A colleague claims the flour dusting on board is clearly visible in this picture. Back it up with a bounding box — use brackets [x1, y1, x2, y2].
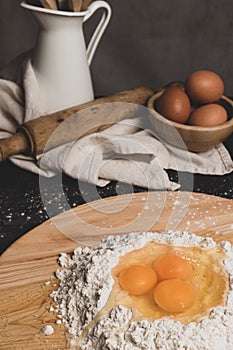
[51, 231, 233, 349]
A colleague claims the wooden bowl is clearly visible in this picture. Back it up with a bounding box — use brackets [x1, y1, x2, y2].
[147, 89, 233, 152]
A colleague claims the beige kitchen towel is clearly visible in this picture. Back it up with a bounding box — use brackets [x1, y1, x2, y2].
[0, 54, 233, 190]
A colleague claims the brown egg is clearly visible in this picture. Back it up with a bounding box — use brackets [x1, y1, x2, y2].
[185, 70, 224, 105]
[155, 87, 191, 123]
[188, 104, 228, 127]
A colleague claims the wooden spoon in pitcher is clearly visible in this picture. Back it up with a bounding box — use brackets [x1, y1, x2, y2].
[39, 0, 58, 10]
[81, 0, 92, 10]
[67, 0, 82, 11]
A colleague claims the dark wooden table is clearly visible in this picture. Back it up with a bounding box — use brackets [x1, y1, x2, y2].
[0, 136, 232, 255]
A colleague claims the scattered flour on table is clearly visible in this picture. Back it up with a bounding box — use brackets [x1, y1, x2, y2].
[51, 231, 233, 350]
[42, 324, 54, 335]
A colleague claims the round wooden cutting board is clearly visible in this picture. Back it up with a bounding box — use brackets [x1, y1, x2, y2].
[0, 191, 233, 350]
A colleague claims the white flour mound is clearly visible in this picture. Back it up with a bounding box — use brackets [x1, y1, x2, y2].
[51, 231, 233, 350]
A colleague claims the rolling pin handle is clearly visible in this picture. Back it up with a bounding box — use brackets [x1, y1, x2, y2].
[0, 146, 5, 163]
[0, 132, 30, 163]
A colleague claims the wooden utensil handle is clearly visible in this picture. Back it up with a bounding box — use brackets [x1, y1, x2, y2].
[81, 0, 92, 10]
[0, 132, 29, 163]
[39, 0, 58, 10]
[67, 0, 82, 11]
[0, 86, 154, 162]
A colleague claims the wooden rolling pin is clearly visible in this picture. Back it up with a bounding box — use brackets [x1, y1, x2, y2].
[0, 87, 154, 162]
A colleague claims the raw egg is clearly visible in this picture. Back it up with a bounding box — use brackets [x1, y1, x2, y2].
[109, 242, 228, 324]
[153, 254, 193, 281]
[153, 279, 196, 313]
[155, 87, 191, 123]
[118, 264, 158, 296]
[185, 70, 224, 105]
[188, 104, 228, 127]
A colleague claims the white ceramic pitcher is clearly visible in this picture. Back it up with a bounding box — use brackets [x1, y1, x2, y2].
[20, 1, 111, 112]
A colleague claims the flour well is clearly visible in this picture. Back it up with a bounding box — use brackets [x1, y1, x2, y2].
[51, 231, 233, 349]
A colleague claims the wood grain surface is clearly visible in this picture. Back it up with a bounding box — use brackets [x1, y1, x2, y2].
[0, 191, 233, 350]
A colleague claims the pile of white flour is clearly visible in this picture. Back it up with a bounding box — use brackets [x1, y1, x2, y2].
[51, 231, 233, 350]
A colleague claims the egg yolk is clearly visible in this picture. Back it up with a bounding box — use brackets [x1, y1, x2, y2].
[110, 243, 228, 324]
[154, 279, 196, 313]
[118, 265, 158, 296]
[153, 254, 193, 281]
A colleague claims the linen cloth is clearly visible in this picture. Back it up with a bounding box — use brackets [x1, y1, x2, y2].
[0, 54, 232, 190]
